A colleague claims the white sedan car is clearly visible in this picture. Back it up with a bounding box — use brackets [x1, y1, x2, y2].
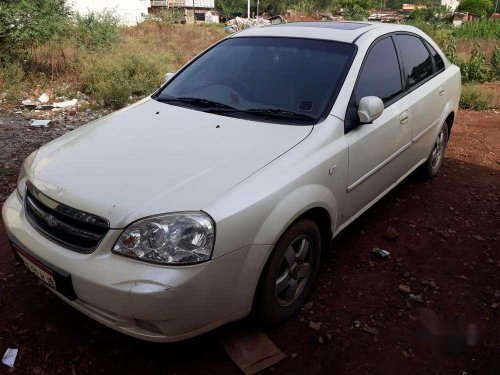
[2, 22, 460, 342]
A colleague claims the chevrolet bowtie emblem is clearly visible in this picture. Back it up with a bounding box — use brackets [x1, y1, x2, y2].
[45, 214, 57, 227]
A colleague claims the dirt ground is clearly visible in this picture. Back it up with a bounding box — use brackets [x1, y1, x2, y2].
[0, 109, 499, 375]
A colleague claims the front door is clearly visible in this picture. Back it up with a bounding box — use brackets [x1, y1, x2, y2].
[344, 35, 413, 220]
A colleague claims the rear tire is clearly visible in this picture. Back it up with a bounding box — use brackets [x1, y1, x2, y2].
[255, 219, 322, 325]
[422, 123, 449, 179]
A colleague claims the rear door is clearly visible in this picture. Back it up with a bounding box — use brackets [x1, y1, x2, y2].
[394, 34, 448, 163]
[344, 35, 414, 220]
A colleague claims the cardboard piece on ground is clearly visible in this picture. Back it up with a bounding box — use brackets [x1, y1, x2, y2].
[219, 328, 286, 375]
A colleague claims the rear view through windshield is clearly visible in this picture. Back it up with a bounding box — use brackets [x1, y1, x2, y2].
[155, 37, 355, 124]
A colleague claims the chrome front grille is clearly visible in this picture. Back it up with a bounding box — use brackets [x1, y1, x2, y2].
[24, 182, 109, 253]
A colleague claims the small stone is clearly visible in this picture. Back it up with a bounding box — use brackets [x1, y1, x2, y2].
[318, 337, 324, 344]
[303, 301, 313, 310]
[326, 333, 332, 340]
[409, 294, 424, 303]
[309, 321, 321, 331]
[399, 284, 411, 294]
[361, 326, 379, 335]
[472, 235, 484, 241]
[290, 353, 298, 358]
[32, 367, 42, 375]
[384, 226, 399, 240]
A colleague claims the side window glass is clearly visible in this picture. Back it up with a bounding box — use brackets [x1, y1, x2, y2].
[353, 37, 403, 105]
[425, 41, 445, 72]
[396, 35, 434, 87]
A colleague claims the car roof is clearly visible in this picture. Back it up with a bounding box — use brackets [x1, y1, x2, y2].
[231, 21, 422, 44]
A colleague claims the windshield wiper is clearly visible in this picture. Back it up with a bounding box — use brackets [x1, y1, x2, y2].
[208, 107, 316, 122]
[156, 96, 235, 110]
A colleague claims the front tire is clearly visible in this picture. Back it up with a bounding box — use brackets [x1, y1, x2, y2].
[255, 219, 322, 325]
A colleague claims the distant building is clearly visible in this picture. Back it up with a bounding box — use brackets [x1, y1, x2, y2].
[441, 0, 460, 12]
[453, 11, 474, 26]
[205, 10, 219, 23]
[68, 0, 150, 26]
[150, 0, 216, 23]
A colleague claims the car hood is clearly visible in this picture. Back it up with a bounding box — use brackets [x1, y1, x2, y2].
[28, 99, 312, 228]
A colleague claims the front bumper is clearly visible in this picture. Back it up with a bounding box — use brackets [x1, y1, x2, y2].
[2, 192, 272, 342]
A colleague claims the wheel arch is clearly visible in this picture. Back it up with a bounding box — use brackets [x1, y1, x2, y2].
[445, 111, 455, 135]
[252, 184, 337, 250]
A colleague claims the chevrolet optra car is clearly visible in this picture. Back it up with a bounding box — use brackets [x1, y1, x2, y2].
[2, 22, 460, 342]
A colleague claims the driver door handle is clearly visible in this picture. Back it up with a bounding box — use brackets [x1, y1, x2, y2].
[399, 110, 409, 125]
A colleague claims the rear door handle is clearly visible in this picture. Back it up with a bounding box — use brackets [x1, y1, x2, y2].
[439, 85, 445, 96]
[399, 110, 409, 125]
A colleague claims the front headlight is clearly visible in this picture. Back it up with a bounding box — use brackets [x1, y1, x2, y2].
[113, 212, 215, 265]
[17, 150, 37, 199]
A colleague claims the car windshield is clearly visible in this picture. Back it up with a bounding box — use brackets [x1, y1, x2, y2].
[154, 37, 355, 125]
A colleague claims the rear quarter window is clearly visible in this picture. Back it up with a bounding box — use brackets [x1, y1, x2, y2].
[395, 34, 434, 88]
[425, 41, 445, 72]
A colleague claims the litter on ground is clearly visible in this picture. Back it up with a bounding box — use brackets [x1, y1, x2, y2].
[371, 247, 391, 258]
[31, 119, 51, 127]
[2, 348, 18, 368]
[218, 328, 285, 374]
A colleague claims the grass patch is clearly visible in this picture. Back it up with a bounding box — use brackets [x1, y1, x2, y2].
[21, 21, 226, 109]
[453, 19, 500, 40]
[460, 84, 495, 110]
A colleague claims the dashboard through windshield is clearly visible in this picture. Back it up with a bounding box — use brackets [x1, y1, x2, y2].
[154, 37, 356, 124]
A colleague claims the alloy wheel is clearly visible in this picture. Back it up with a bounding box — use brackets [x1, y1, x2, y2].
[275, 235, 313, 306]
[430, 128, 446, 171]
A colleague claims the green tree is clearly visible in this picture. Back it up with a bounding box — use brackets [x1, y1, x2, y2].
[215, 0, 247, 19]
[0, 0, 70, 63]
[457, 0, 493, 18]
[341, 0, 375, 20]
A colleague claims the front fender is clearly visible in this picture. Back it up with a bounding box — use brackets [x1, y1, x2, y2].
[253, 184, 337, 245]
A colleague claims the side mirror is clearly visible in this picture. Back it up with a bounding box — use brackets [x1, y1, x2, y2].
[358, 96, 384, 123]
[162, 72, 175, 84]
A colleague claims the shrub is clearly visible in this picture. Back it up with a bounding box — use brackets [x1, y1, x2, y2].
[491, 46, 500, 81]
[156, 9, 184, 24]
[74, 11, 120, 49]
[0, 62, 25, 102]
[457, 0, 493, 18]
[460, 43, 489, 83]
[452, 19, 500, 39]
[81, 49, 171, 109]
[460, 84, 494, 110]
[442, 37, 458, 65]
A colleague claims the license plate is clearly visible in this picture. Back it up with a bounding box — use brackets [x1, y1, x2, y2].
[14, 246, 57, 289]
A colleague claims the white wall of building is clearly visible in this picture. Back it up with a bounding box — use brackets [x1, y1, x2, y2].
[68, 0, 150, 26]
[441, 0, 460, 12]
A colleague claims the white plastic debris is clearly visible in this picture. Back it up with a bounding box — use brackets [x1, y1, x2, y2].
[2, 348, 18, 368]
[226, 17, 270, 31]
[22, 99, 34, 106]
[371, 247, 391, 258]
[38, 93, 50, 104]
[53, 98, 77, 108]
[31, 119, 51, 127]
